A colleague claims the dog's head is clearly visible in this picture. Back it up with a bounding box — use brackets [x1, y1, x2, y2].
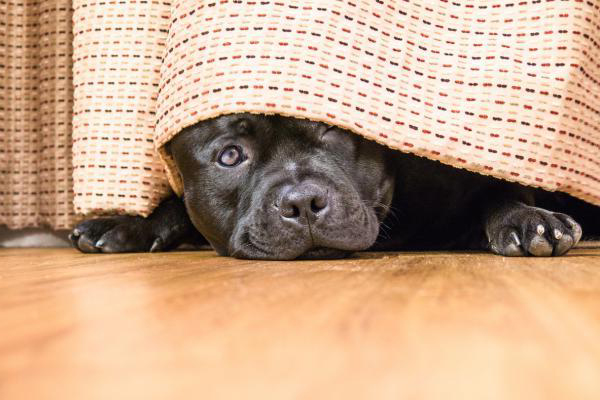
[167, 113, 396, 259]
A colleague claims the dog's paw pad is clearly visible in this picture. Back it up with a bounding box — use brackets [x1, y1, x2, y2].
[488, 207, 582, 257]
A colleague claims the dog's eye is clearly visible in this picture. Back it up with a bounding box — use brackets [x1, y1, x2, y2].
[217, 145, 244, 167]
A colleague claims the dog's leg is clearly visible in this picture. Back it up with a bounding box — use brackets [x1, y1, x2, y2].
[70, 196, 205, 253]
[483, 188, 583, 256]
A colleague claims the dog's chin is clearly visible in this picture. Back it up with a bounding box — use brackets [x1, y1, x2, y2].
[228, 243, 352, 260]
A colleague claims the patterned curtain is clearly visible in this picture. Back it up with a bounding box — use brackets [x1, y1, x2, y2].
[0, 0, 74, 229]
[1, 0, 172, 229]
[1, 0, 599, 230]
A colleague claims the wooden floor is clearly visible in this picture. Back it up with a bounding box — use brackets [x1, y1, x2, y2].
[2, 248, 600, 399]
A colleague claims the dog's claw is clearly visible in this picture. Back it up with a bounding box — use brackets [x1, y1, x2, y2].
[553, 229, 563, 240]
[150, 238, 163, 252]
[536, 224, 545, 236]
[510, 231, 521, 246]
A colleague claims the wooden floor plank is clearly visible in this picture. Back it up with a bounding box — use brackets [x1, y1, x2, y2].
[1, 248, 600, 399]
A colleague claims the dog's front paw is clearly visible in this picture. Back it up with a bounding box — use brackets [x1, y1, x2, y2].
[70, 216, 164, 253]
[486, 205, 582, 257]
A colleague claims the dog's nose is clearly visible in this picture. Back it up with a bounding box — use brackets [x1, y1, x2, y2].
[279, 183, 329, 222]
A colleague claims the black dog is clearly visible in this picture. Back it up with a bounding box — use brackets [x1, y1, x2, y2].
[70, 114, 599, 259]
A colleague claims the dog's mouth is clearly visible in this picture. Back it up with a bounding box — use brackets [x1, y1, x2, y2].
[232, 234, 352, 260]
[230, 227, 355, 260]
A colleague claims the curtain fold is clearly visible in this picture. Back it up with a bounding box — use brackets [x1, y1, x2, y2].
[0, 0, 74, 229]
[71, 0, 172, 218]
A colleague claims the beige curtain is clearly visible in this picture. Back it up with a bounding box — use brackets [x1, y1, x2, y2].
[1, 0, 172, 229]
[0, 0, 74, 229]
[155, 0, 600, 207]
[70, 0, 172, 218]
[1, 0, 599, 231]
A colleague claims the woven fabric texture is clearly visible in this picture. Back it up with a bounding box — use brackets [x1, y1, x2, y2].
[0, 0, 75, 229]
[2, 0, 599, 228]
[71, 0, 172, 217]
[155, 0, 600, 206]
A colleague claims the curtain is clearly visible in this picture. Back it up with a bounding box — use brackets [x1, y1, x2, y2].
[1, 0, 172, 229]
[155, 0, 600, 207]
[0, 0, 74, 229]
[71, 0, 172, 218]
[1, 0, 599, 231]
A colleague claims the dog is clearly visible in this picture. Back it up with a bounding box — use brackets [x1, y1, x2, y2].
[70, 113, 599, 259]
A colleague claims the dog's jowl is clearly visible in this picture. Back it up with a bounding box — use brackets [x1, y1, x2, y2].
[71, 114, 599, 259]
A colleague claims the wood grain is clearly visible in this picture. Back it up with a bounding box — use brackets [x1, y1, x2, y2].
[1, 248, 600, 399]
